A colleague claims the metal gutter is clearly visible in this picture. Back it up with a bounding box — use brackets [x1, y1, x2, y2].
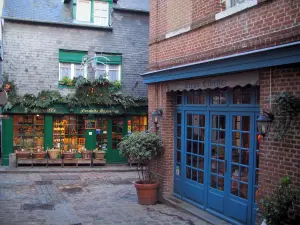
[113, 7, 149, 14]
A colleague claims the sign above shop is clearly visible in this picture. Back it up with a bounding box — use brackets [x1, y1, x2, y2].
[0, 114, 10, 119]
[167, 72, 259, 92]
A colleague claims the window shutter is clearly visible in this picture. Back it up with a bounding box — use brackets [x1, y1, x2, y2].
[76, 0, 91, 22]
[94, 1, 109, 26]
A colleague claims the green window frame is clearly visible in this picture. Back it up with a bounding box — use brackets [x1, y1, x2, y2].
[58, 50, 88, 81]
[73, 0, 113, 26]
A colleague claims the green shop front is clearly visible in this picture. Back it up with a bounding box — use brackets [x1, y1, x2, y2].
[1, 104, 148, 166]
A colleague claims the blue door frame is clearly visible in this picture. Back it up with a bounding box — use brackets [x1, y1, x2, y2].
[174, 88, 260, 225]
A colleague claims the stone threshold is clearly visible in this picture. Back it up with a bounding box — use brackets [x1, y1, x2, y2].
[164, 196, 230, 225]
[0, 165, 137, 173]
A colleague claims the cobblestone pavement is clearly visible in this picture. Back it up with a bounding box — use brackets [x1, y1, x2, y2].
[0, 172, 211, 225]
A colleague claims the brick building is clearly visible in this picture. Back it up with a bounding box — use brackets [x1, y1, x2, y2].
[142, 0, 300, 224]
[1, 0, 149, 165]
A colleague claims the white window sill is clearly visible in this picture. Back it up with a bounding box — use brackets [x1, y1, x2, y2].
[73, 20, 110, 28]
[216, 0, 258, 20]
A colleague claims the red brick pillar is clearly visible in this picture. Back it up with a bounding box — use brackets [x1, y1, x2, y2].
[148, 83, 175, 200]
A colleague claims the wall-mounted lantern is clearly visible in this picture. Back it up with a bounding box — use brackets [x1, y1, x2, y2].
[151, 109, 163, 134]
[256, 111, 274, 138]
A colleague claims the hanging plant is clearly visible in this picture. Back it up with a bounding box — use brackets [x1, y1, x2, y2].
[271, 92, 300, 140]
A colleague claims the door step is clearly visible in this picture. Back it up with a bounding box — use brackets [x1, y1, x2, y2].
[164, 196, 230, 225]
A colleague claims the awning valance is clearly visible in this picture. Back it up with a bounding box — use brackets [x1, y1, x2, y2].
[167, 71, 259, 92]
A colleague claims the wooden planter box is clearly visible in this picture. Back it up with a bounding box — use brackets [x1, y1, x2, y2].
[32, 152, 47, 159]
[62, 152, 75, 159]
[94, 151, 105, 160]
[16, 151, 31, 159]
[82, 151, 92, 160]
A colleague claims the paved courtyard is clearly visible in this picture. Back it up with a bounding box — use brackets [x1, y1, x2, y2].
[0, 171, 210, 225]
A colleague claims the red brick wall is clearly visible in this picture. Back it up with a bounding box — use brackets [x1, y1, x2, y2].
[258, 64, 300, 197]
[149, 0, 300, 70]
[148, 83, 175, 198]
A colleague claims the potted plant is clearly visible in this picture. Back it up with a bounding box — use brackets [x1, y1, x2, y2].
[261, 176, 300, 225]
[118, 132, 164, 205]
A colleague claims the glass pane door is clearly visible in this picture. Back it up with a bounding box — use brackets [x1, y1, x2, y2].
[96, 118, 108, 150]
[210, 114, 226, 192]
[230, 115, 251, 199]
[183, 112, 207, 205]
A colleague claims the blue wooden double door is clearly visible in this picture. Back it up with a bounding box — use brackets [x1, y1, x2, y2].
[174, 110, 258, 225]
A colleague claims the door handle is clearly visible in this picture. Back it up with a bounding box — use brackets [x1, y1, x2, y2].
[225, 159, 228, 173]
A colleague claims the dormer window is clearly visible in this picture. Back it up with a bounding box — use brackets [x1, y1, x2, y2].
[75, 0, 110, 26]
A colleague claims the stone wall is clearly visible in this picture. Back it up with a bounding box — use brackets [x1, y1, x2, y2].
[3, 10, 149, 97]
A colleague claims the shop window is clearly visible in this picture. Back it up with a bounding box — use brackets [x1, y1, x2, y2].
[187, 90, 206, 104]
[131, 116, 148, 132]
[53, 115, 85, 152]
[212, 89, 227, 104]
[233, 87, 252, 104]
[176, 91, 183, 105]
[13, 115, 44, 151]
[112, 119, 123, 149]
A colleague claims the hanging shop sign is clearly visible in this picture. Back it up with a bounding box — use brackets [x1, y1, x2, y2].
[167, 71, 259, 92]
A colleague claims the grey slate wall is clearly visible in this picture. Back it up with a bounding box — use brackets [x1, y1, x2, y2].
[2, 10, 149, 97]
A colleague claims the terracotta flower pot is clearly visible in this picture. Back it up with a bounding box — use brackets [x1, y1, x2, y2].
[63, 152, 75, 159]
[16, 151, 31, 159]
[134, 181, 159, 205]
[32, 152, 47, 159]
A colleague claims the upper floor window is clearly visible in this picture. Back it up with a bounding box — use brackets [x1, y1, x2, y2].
[58, 50, 88, 81]
[228, 0, 246, 8]
[94, 54, 122, 82]
[76, 0, 110, 26]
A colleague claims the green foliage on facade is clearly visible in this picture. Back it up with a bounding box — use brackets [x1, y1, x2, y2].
[1, 74, 147, 112]
[271, 92, 300, 140]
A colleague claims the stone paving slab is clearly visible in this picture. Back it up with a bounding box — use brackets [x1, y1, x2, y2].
[0, 172, 212, 225]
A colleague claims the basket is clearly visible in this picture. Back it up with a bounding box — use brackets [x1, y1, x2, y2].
[48, 150, 61, 159]
[82, 151, 92, 160]
[32, 152, 47, 159]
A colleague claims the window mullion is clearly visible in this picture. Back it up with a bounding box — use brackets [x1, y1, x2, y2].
[71, 64, 75, 79]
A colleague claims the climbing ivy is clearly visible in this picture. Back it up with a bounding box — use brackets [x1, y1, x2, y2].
[1, 74, 147, 113]
[271, 91, 300, 140]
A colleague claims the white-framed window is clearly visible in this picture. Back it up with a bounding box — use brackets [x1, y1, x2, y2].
[94, 1, 109, 26]
[76, 0, 91, 22]
[59, 63, 87, 81]
[217, 0, 257, 20]
[76, 0, 109, 26]
[226, 0, 246, 8]
[95, 64, 121, 82]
